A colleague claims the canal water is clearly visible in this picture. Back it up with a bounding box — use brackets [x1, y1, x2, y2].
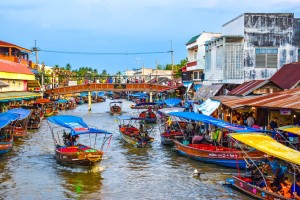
[0, 100, 252, 200]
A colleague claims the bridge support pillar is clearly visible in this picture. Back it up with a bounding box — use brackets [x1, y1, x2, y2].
[149, 92, 153, 102]
[88, 91, 92, 111]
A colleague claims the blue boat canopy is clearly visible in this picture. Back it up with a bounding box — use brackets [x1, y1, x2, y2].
[0, 113, 19, 128]
[56, 99, 68, 103]
[135, 102, 157, 106]
[117, 116, 157, 122]
[47, 115, 112, 136]
[164, 98, 181, 107]
[98, 92, 106, 96]
[80, 92, 88, 97]
[7, 108, 31, 120]
[168, 112, 261, 133]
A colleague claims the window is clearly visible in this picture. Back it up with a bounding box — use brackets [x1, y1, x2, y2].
[298, 49, 300, 62]
[193, 71, 202, 80]
[193, 50, 198, 61]
[255, 48, 278, 68]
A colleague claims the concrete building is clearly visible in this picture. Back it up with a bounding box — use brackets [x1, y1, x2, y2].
[183, 32, 221, 89]
[132, 68, 173, 81]
[204, 13, 300, 85]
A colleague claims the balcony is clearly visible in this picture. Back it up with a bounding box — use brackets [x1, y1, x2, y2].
[0, 54, 29, 66]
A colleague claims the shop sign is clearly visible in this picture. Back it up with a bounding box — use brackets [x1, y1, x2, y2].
[114, 84, 126, 89]
[280, 109, 291, 115]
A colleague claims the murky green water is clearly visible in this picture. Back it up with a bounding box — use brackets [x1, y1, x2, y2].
[0, 100, 252, 200]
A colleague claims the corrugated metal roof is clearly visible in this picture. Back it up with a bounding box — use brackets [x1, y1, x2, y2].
[195, 84, 223, 100]
[270, 62, 300, 90]
[0, 59, 34, 75]
[228, 80, 268, 96]
[217, 88, 300, 110]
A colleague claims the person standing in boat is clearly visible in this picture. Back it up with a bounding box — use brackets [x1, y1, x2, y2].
[262, 156, 285, 190]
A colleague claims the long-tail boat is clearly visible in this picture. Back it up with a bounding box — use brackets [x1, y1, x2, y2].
[109, 101, 122, 115]
[21, 105, 42, 129]
[7, 108, 31, 138]
[225, 133, 300, 200]
[168, 112, 266, 169]
[36, 98, 54, 117]
[157, 107, 186, 145]
[0, 113, 19, 155]
[47, 115, 112, 166]
[117, 116, 155, 148]
[56, 99, 68, 111]
[138, 106, 157, 123]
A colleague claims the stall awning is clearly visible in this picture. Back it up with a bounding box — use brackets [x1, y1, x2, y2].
[0, 91, 41, 101]
[27, 80, 41, 88]
[195, 84, 223, 100]
[195, 98, 220, 115]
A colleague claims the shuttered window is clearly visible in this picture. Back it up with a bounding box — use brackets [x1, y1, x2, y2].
[255, 48, 278, 68]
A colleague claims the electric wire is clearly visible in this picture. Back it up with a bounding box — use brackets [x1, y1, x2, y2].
[40, 49, 172, 55]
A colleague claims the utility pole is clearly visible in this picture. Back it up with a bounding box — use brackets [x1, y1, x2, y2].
[32, 40, 39, 69]
[170, 40, 174, 80]
[41, 62, 45, 98]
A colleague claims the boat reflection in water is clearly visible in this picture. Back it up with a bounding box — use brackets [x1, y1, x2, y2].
[58, 166, 104, 199]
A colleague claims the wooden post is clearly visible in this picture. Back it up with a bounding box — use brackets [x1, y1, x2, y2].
[149, 92, 153, 102]
[88, 91, 92, 111]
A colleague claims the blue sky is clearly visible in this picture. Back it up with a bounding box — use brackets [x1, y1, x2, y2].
[1, 0, 299, 74]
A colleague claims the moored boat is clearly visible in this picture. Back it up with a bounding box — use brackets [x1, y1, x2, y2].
[138, 107, 157, 123]
[7, 108, 31, 138]
[168, 112, 266, 169]
[225, 132, 300, 199]
[0, 113, 19, 155]
[21, 105, 42, 129]
[47, 115, 112, 166]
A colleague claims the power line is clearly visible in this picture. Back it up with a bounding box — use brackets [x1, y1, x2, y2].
[40, 49, 172, 55]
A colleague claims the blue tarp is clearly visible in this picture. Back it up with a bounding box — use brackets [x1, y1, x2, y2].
[47, 115, 112, 136]
[135, 102, 157, 106]
[0, 113, 19, 128]
[98, 92, 106, 96]
[56, 99, 68, 103]
[168, 112, 261, 133]
[117, 116, 157, 122]
[107, 92, 113, 95]
[80, 92, 88, 97]
[164, 98, 181, 107]
[7, 108, 31, 120]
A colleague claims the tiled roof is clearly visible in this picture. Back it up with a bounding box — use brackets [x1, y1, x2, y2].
[0, 59, 34, 75]
[228, 80, 268, 96]
[270, 62, 300, 90]
[186, 34, 200, 45]
[0, 40, 31, 52]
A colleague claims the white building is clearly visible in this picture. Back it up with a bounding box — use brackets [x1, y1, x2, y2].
[204, 13, 300, 85]
[183, 32, 221, 89]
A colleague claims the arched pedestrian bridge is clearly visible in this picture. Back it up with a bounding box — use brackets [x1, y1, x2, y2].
[45, 83, 175, 95]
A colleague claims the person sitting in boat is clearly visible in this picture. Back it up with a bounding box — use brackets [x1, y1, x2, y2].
[262, 156, 285, 191]
[192, 134, 205, 144]
[166, 126, 171, 134]
[278, 177, 292, 198]
[72, 135, 80, 146]
[113, 104, 119, 112]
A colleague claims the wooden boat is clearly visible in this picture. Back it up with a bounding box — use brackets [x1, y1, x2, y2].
[47, 115, 112, 166]
[225, 132, 300, 199]
[0, 113, 19, 155]
[21, 105, 42, 129]
[117, 116, 155, 148]
[138, 107, 157, 123]
[7, 108, 31, 138]
[169, 112, 265, 169]
[158, 107, 186, 145]
[56, 99, 68, 111]
[130, 102, 161, 110]
[109, 101, 122, 115]
[75, 97, 84, 105]
[36, 98, 54, 117]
